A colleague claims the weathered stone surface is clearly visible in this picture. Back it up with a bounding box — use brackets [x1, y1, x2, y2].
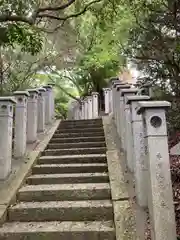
[50, 136, 105, 143]
[102, 116, 129, 200]
[43, 147, 106, 156]
[113, 201, 136, 240]
[27, 172, 109, 185]
[38, 154, 107, 164]
[56, 127, 104, 134]
[102, 116, 117, 150]
[0, 206, 7, 225]
[0, 221, 115, 240]
[170, 142, 180, 155]
[8, 200, 113, 221]
[107, 150, 129, 201]
[53, 132, 104, 138]
[18, 183, 111, 201]
[102, 115, 137, 239]
[58, 123, 103, 129]
[32, 163, 108, 174]
[47, 141, 106, 149]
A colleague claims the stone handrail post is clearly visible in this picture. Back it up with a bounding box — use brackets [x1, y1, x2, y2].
[70, 100, 77, 120]
[43, 85, 52, 125]
[126, 95, 150, 208]
[48, 83, 55, 120]
[13, 91, 30, 158]
[92, 92, 99, 119]
[137, 101, 176, 240]
[115, 84, 130, 139]
[0, 97, 16, 179]
[112, 81, 121, 122]
[26, 89, 39, 143]
[87, 96, 93, 119]
[109, 89, 113, 113]
[84, 98, 88, 120]
[81, 100, 85, 120]
[37, 88, 46, 133]
[112, 80, 121, 116]
[120, 88, 138, 170]
[103, 88, 111, 115]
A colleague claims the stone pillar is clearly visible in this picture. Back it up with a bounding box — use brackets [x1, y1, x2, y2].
[84, 98, 88, 119]
[37, 88, 46, 133]
[48, 83, 55, 120]
[120, 88, 138, 151]
[103, 88, 111, 115]
[71, 101, 76, 120]
[81, 101, 85, 119]
[137, 101, 176, 240]
[87, 96, 93, 119]
[113, 84, 130, 138]
[126, 95, 150, 208]
[26, 89, 38, 143]
[109, 89, 113, 113]
[43, 85, 52, 125]
[67, 100, 74, 120]
[92, 92, 99, 119]
[75, 102, 80, 120]
[13, 91, 29, 158]
[0, 97, 16, 179]
[112, 81, 121, 120]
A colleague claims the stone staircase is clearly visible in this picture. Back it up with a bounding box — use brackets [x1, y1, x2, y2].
[0, 119, 115, 240]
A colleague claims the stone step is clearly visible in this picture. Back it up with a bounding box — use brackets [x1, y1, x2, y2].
[8, 200, 113, 222]
[47, 142, 106, 149]
[17, 183, 111, 201]
[50, 136, 105, 143]
[38, 154, 107, 164]
[32, 163, 108, 174]
[27, 172, 109, 185]
[61, 119, 102, 124]
[42, 147, 106, 156]
[56, 128, 104, 134]
[53, 132, 104, 138]
[58, 123, 103, 129]
[0, 221, 115, 240]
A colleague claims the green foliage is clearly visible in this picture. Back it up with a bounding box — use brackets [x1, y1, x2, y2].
[6, 24, 43, 55]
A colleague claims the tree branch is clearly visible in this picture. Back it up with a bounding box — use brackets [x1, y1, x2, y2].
[0, 15, 33, 24]
[37, 0, 76, 13]
[37, 0, 102, 22]
[0, 0, 102, 27]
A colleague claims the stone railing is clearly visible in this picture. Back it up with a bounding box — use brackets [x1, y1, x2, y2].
[0, 85, 55, 180]
[67, 92, 99, 120]
[105, 80, 176, 240]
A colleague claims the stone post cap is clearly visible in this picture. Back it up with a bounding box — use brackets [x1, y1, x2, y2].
[43, 85, 52, 89]
[0, 96, 16, 104]
[47, 83, 55, 86]
[116, 84, 131, 91]
[137, 101, 171, 114]
[38, 87, 46, 92]
[120, 88, 138, 96]
[92, 92, 99, 95]
[103, 88, 111, 91]
[26, 89, 39, 94]
[113, 81, 126, 88]
[13, 91, 30, 97]
[87, 96, 92, 100]
[141, 82, 152, 88]
[126, 95, 150, 104]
